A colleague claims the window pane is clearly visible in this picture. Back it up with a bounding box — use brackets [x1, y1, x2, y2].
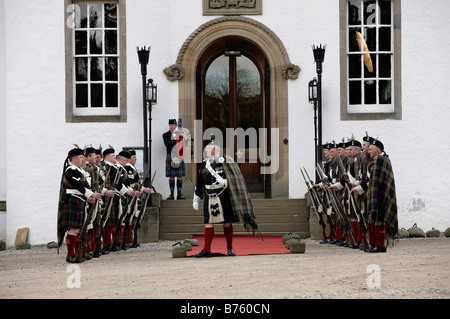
[91, 84, 103, 107]
[349, 28, 361, 52]
[379, 80, 392, 104]
[75, 3, 87, 29]
[236, 56, 261, 135]
[364, 27, 376, 51]
[105, 30, 117, 54]
[75, 57, 88, 81]
[104, 4, 117, 28]
[364, 80, 376, 104]
[89, 30, 102, 54]
[205, 55, 230, 133]
[75, 31, 87, 55]
[379, 54, 391, 77]
[348, 1, 362, 25]
[364, 53, 376, 77]
[106, 84, 118, 107]
[379, 27, 391, 51]
[364, 0, 377, 25]
[105, 57, 118, 81]
[89, 3, 102, 28]
[379, 0, 392, 25]
[348, 54, 361, 78]
[349, 81, 361, 105]
[76, 84, 88, 108]
[91, 57, 103, 81]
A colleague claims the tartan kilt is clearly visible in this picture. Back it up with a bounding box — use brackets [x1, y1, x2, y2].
[165, 155, 185, 177]
[202, 188, 239, 224]
[59, 195, 86, 229]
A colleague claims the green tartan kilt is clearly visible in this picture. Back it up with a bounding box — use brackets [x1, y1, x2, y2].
[59, 195, 86, 229]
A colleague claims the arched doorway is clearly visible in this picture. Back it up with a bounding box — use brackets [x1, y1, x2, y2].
[166, 16, 300, 198]
[197, 38, 269, 193]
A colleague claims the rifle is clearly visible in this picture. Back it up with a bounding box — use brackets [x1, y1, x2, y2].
[336, 157, 370, 250]
[131, 170, 156, 248]
[301, 168, 327, 241]
[73, 167, 106, 263]
[315, 163, 356, 246]
[304, 167, 336, 241]
[93, 165, 122, 257]
[119, 184, 140, 250]
[110, 168, 136, 252]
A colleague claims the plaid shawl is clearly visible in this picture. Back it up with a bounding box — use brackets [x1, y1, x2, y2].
[367, 155, 398, 239]
[222, 156, 261, 238]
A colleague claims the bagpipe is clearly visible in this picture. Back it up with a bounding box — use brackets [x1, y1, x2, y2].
[170, 118, 190, 168]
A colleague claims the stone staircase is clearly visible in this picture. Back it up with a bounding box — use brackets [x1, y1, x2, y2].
[159, 195, 309, 240]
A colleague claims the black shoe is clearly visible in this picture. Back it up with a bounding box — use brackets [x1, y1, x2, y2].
[227, 248, 236, 256]
[177, 194, 186, 200]
[66, 256, 76, 263]
[193, 249, 212, 258]
[167, 195, 175, 200]
[367, 245, 387, 253]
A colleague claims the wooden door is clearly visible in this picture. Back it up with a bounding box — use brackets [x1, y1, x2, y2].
[203, 53, 264, 192]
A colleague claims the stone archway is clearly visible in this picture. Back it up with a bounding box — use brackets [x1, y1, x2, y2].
[164, 16, 300, 198]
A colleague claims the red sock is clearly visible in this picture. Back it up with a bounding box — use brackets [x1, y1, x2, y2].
[126, 228, 132, 244]
[368, 223, 375, 246]
[223, 225, 234, 249]
[377, 225, 386, 248]
[203, 227, 214, 252]
[352, 221, 362, 243]
[66, 235, 75, 258]
[102, 226, 112, 247]
[73, 234, 80, 256]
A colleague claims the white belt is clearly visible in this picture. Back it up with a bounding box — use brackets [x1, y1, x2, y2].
[205, 184, 225, 190]
[66, 189, 83, 195]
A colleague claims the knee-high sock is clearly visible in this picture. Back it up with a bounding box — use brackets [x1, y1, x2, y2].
[352, 221, 362, 243]
[368, 222, 375, 246]
[203, 227, 214, 252]
[66, 235, 76, 258]
[177, 179, 183, 195]
[169, 179, 175, 195]
[223, 224, 233, 249]
[102, 225, 112, 247]
[377, 225, 386, 248]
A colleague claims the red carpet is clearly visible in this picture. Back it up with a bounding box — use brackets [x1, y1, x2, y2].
[186, 234, 291, 257]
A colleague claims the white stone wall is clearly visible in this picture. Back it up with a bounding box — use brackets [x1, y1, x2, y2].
[2, 0, 449, 246]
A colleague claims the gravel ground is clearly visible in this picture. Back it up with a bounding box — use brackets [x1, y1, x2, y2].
[0, 236, 449, 304]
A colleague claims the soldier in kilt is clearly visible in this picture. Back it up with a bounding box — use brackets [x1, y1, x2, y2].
[365, 139, 398, 253]
[351, 134, 375, 250]
[124, 150, 152, 247]
[162, 119, 186, 200]
[101, 148, 135, 251]
[57, 148, 102, 263]
[192, 140, 260, 257]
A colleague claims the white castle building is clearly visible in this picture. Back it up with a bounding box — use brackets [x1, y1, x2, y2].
[1, 0, 449, 246]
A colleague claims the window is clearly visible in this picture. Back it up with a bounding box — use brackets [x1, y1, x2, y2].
[65, 1, 126, 122]
[340, 0, 401, 120]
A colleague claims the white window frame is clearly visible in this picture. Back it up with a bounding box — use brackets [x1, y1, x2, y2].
[65, 0, 126, 123]
[346, 0, 394, 114]
[72, 2, 120, 116]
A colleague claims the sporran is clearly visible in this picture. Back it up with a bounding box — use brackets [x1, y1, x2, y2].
[208, 193, 225, 224]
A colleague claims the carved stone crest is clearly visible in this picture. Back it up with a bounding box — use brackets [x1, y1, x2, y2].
[164, 64, 185, 81]
[203, 0, 262, 15]
[281, 63, 301, 80]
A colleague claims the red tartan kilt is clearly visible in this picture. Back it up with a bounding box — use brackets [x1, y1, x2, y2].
[60, 196, 85, 229]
